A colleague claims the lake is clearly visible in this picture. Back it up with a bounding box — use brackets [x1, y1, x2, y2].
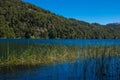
[0, 39, 120, 80]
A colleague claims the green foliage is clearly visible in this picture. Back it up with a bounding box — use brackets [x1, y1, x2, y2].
[0, 0, 120, 38]
[0, 16, 15, 38]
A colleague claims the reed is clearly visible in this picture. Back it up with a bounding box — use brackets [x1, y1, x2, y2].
[0, 43, 120, 67]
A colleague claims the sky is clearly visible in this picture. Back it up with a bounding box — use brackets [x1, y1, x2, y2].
[23, 0, 120, 24]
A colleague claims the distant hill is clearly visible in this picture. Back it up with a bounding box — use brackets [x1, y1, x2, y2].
[107, 23, 120, 27]
[106, 23, 120, 32]
[0, 0, 120, 38]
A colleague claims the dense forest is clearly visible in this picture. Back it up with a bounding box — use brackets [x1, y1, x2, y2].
[0, 0, 120, 39]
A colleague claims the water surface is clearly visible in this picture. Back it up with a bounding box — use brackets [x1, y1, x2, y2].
[0, 39, 120, 80]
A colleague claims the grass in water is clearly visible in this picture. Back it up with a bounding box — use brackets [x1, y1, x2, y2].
[0, 43, 120, 67]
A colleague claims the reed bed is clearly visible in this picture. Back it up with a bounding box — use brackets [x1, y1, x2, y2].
[0, 42, 120, 67]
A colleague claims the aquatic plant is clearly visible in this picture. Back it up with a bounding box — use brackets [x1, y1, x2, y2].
[0, 42, 120, 67]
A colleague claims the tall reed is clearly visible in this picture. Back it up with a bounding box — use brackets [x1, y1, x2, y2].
[0, 42, 120, 67]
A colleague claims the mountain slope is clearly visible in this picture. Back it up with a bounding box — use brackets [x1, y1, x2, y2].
[106, 23, 120, 31]
[0, 0, 120, 38]
[107, 23, 120, 27]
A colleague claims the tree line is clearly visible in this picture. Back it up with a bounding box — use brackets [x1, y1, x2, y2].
[0, 0, 120, 39]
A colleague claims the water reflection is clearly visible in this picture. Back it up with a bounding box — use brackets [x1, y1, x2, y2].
[0, 39, 120, 80]
[0, 57, 120, 80]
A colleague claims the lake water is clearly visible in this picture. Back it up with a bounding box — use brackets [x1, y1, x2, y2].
[0, 39, 120, 46]
[0, 39, 120, 80]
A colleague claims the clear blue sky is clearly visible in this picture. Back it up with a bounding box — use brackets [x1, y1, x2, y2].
[23, 0, 120, 24]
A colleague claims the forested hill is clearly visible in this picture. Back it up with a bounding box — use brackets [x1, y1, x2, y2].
[0, 0, 120, 39]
